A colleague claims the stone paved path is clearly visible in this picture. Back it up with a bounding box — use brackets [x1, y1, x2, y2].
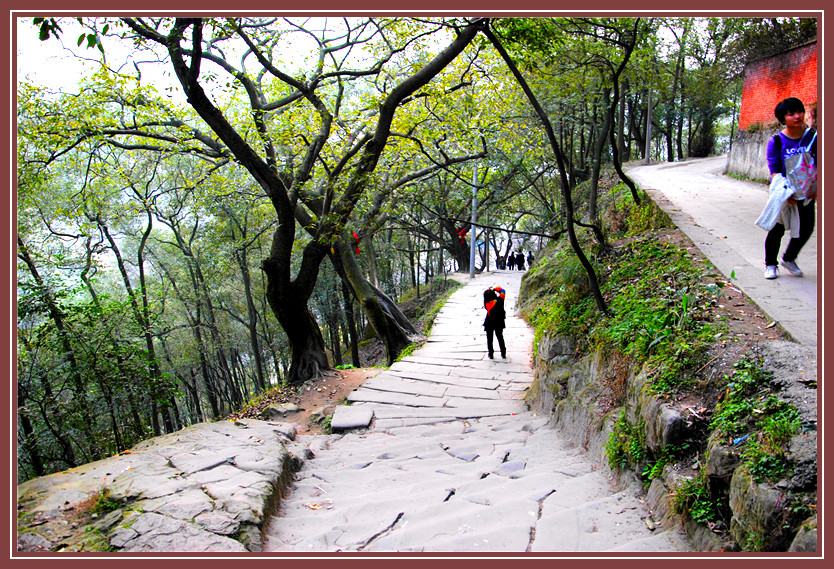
[263, 271, 690, 552]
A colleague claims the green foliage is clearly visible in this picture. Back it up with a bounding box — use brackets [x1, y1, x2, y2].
[642, 442, 691, 481]
[321, 413, 334, 435]
[709, 359, 769, 434]
[745, 445, 792, 483]
[90, 490, 121, 515]
[605, 411, 645, 471]
[394, 343, 418, 363]
[605, 188, 673, 239]
[522, 184, 717, 395]
[711, 358, 802, 483]
[33, 17, 63, 41]
[673, 475, 719, 524]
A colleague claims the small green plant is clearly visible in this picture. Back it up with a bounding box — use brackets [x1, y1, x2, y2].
[745, 530, 767, 552]
[710, 359, 771, 435]
[605, 411, 645, 471]
[642, 442, 691, 481]
[672, 475, 719, 524]
[711, 358, 802, 482]
[321, 413, 334, 435]
[89, 489, 121, 515]
[746, 446, 792, 482]
[394, 343, 417, 363]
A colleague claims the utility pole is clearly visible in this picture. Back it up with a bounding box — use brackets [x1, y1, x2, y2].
[469, 163, 477, 279]
[485, 209, 490, 273]
[645, 88, 652, 163]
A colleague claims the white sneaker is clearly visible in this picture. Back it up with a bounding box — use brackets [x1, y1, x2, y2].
[781, 259, 803, 276]
[764, 265, 778, 279]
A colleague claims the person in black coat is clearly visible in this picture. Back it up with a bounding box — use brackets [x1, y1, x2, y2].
[483, 286, 507, 359]
[515, 251, 525, 270]
[507, 252, 515, 270]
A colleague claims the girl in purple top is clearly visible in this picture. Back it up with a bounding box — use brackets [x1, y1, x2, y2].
[763, 97, 817, 279]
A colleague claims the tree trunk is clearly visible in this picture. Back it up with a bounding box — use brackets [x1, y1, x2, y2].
[364, 236, 379, 288]
[261, 232, 330, 385]
[81, 242, 151, 439]
[17, 390, 45, 478]
[154, 238, 222, 419]
[332, 240, 418, 365]
[17, 236, 98, 460]
[160, 336, 204, 423]
[483, 22, 610, 316]
[589, 88, 613, 221]
[236, 248, 267, 393]
[97, 219, 172, 435]
[341, 279, 361, 367]
[618, 79, 628, 161]
[606, 38, 641, 205]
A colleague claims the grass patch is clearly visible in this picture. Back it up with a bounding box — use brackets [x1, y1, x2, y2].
[673, 474, 721, 525]
[522, 230, 718, 394]
[711, 358, 803, 483]
[399, 276, 463, 335]
[604, 411, 645, 471]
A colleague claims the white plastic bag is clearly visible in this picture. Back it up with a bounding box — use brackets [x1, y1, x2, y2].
[785, 131, 817, 200]
[756, 174, 793, 231]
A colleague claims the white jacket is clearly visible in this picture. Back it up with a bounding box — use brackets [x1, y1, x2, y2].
[755, 173, 801, 237]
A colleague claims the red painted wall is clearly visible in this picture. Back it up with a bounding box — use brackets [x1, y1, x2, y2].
[738, 42, 817, 131]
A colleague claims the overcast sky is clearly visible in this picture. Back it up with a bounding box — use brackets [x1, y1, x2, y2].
[17, 17, 99, 92]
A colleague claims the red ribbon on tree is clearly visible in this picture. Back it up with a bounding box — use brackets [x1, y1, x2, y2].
[352, 230, 361, 255]
[457, 226, 468, 245]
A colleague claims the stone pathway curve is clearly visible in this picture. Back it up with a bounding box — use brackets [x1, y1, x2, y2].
[263, 271, 691, 553]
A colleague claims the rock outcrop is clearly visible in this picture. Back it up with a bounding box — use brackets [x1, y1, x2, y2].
[17, 419, 302, 552]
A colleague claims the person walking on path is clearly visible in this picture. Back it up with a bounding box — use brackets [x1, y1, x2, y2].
[527, 251, 535, 267]
[761, 97, 817, 280]
[507, 251, 515, 271]
[483, 286, 507, 359]
[515, 251, 525, 271]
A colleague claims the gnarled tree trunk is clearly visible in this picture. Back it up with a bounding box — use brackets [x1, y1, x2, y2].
[332, 240, 418, 365]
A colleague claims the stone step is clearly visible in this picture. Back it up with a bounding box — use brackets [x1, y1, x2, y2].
[346, 389, 447, 408]
[262, 272, 689, 553]
[385, 369, 501, 390]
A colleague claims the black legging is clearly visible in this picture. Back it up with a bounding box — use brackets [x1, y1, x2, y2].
[486, 327, 506, 356]
[765, 199, 816, 266]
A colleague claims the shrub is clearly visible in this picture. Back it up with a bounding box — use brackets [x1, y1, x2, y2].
[605, 411, 645, 471]
[673, 475, 719, 524]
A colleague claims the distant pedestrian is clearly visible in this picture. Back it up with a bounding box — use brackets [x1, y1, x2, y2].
[527, 251, 534, 267]
[483, 286, 507, 359]
[759, 97, 817, 280]
[515, 251, 525, 270]
[507, 252, 515, 271]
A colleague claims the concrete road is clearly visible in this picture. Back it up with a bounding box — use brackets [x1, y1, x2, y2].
[628, 156, 819, 348]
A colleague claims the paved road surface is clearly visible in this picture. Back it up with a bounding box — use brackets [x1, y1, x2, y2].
[263, 271, 689, 553]
[628, 156, 819, 348]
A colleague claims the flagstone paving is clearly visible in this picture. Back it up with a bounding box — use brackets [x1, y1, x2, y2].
[263, 270, 690, 552]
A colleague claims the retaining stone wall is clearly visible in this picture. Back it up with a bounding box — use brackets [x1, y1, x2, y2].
[724, 128, 779, 182]
[528, 334, 815, 552]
